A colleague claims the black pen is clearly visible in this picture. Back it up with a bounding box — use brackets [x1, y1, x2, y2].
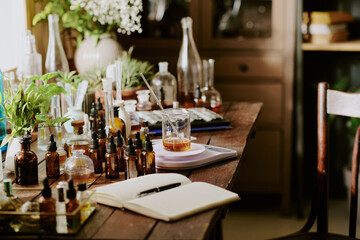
[137, 182, 182, 198]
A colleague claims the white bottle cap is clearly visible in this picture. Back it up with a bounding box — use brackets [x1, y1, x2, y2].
[106, 64, 116, 82]
[102, 78, 113, 92]
[159, 62, 168, 73]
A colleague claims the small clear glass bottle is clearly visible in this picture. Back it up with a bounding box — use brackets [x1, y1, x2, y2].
[46, 134, 60, 179]
[201, 59, 222, 112]
[56, 186, 67, 233]
[177, 17, 202, 108]
[67, 120, 90, 157]
[136, 90, 152, 111]
[124, 100, 140, 135]
[115, 130, 126, 173]
[134, 132, 144, 176]
[89, 102, 99, 133]
[64, 150, 95, 185]
[45, 14, 69, 73]
[151, 62, 177, 108]
[125, 138, 138, 179]
[39, 178, 56, 231]
[89, 131, 102, 174]
[143, 134, 155, 175]
[15, 135, 38, 185]
[77, 183, 91, 224]
[22, 31, 42, 80]
[105, 136, 119, 179]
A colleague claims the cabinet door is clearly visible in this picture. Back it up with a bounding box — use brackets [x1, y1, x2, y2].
[200, 0, 284, 50]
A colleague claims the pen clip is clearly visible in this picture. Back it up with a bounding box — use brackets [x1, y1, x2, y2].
[137, 182, 181, 198]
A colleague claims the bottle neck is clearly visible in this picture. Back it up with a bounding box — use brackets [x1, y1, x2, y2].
[21, 142, 31, 151]
[48, 18, 61, 46]
[74, 126, 84, 135]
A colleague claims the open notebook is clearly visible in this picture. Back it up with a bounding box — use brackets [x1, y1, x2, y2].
[94, 173, 240, 222]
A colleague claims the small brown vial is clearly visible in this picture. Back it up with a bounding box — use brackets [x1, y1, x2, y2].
[125, 138, 138, 179]
[66, 180, 80, 229]
[98, 121, 108, 171]
[115, 130, 126, 173]
[134, 132, 144, 176]
[105, 136, 120, 179]
[96, 97, 105, 122]
[14, 135, 38, 185]
[89, 131, 102, 174]
[45, 134, 60, 179]
[143, 134, 155, 174]
[39, 178, 56, 231]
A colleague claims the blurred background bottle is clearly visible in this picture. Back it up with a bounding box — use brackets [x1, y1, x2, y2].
[201, 59, 222, 112]
[0, 70, 7, 151]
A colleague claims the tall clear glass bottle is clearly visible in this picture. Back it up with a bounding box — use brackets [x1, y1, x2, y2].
[201, 59, 222, 112]
[22, 31, 42, 80]
[45, 14, 69, 73]
[177, 17, 202, 108]
[151, 62, 177, 108]
[102, 78, 118, 137]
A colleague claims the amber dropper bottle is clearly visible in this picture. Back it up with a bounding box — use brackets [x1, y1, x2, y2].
[143, 134, 155, 174]
[66, 180, 80, 229]
[89, 102, 99, 133]
[98, 121, 107, 172]
[96, 97, 105, 122]
[89, 131, 102, 174]
[115, 130, 126, 173]
[46, 134, 60, 179]
[125, 138, 138, 179]
[14, 135, 38, 185]
[39, 178, 56, 231]
[105, 136, 119, 179]
[134, 132, 144, 176]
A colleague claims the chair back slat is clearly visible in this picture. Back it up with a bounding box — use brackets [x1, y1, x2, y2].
[349, 127, 360, 238]
[317, 82, 329, 233]
[327, 89, 360, 118]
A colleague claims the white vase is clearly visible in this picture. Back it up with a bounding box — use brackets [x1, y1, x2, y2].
[74, 33, 122, 75]
[5, 137, 21, 172]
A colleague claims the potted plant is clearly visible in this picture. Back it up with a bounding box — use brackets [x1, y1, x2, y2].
[1, 73, 69, 171]
[33, 0, 143, 75]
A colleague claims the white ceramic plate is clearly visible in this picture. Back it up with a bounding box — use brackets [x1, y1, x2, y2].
[153, 143, 206, 159]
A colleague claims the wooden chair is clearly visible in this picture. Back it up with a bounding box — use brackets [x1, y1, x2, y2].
[271, 82, 360, 239]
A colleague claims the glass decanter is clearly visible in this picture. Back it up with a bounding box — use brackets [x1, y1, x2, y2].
[177, 17, 202, 108]
[201, 59, 222, 112]
[151, 62, 177, 108]
[64, 149, 95, 185]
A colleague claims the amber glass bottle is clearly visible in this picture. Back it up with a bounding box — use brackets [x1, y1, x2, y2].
[105, 136, 119, 179]
[46, 134, 60, 179]
[115, 130, 125, 173]
[89, 131, 102, 174]
[66, 180, 80, 229]
[14, 135, 38, 185]
[125, 138, 137, 179]
[89, 102, 99, 133]
[96, 97, 105, 122]
[98, 121, 107, 171]
[67, 120, 90, 156]
[194, 84, 204, 107]
[39, 178, 56, 231]
[143, 134, 155, 174]
[134, 132, 144, 176]
[110, 106, 126, 138]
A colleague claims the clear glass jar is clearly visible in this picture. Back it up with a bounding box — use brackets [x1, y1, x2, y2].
[124, 100, 140, 134]
[201, 59, 222, 112]
[136, 90, 152, 111]
[64, 149, 95, 185]
[151, 62, 177, 108]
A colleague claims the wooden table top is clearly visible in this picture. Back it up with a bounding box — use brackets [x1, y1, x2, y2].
[2, 101, 262, 240]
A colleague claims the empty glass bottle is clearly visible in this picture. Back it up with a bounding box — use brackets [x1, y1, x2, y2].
[15, 135, 38, 185]
[136, 90, 152, 111]
[177, 17, 202, 108]
[22, 31, 42, 80]
[201, 59, 222, 112]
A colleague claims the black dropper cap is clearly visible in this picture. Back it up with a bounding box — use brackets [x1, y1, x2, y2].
[126, 138, 136, 156]
[98, 121, 107, 139]
[106, 136, 116, 154]
[47, 134, 57, 151]
[42, 178, 52, 198]
[90, 131, 99, 149]
[19, 135, 32, 144]
[114, 106, 119, 118]
[134, 132, 142, 149]
[67, 179, 77, 199]
[78, 183, 87, 192]
[115, 130, 123, 147]
[96, 97, 103, 111]
[90, 102, 99, 117]
[194, 84, 202, 98]
[144, 134, 153, 152]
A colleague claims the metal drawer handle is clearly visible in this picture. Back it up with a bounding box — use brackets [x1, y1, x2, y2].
[238, 64, 249, 72]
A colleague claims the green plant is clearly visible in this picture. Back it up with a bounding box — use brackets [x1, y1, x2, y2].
[82, 66, 106, 91]
[56, 70, 83, 94]
[0, 73, 69, 147]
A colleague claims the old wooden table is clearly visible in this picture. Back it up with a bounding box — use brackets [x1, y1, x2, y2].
[3, 101, 262, 239]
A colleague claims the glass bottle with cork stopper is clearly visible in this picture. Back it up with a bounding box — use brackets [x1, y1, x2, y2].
[67, 120, 90, 156]
[14, 135, 38, 185]
[143, 134, 155, 174]
[89, 102, 99, 133]
[115, 130, 126, 174]
[89, 131, 102, 174]
[39, 178, 56, 231]
[134, 132, 144, 176]
[125, 138, 137, 179]
[97, 121, 107, 171]
[46, 134, 60, 179]
[105, 136, 119, 179]
[64, 149, 95, 184]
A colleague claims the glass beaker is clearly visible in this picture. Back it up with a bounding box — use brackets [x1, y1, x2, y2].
[162, 108, 191, 152]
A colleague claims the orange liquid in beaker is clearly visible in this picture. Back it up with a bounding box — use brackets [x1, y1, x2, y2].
[163, 137, 191, 152]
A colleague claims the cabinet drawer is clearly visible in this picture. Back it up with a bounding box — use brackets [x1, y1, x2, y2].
[217, 83, 282, 126]
[215, 56, 283, 78]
